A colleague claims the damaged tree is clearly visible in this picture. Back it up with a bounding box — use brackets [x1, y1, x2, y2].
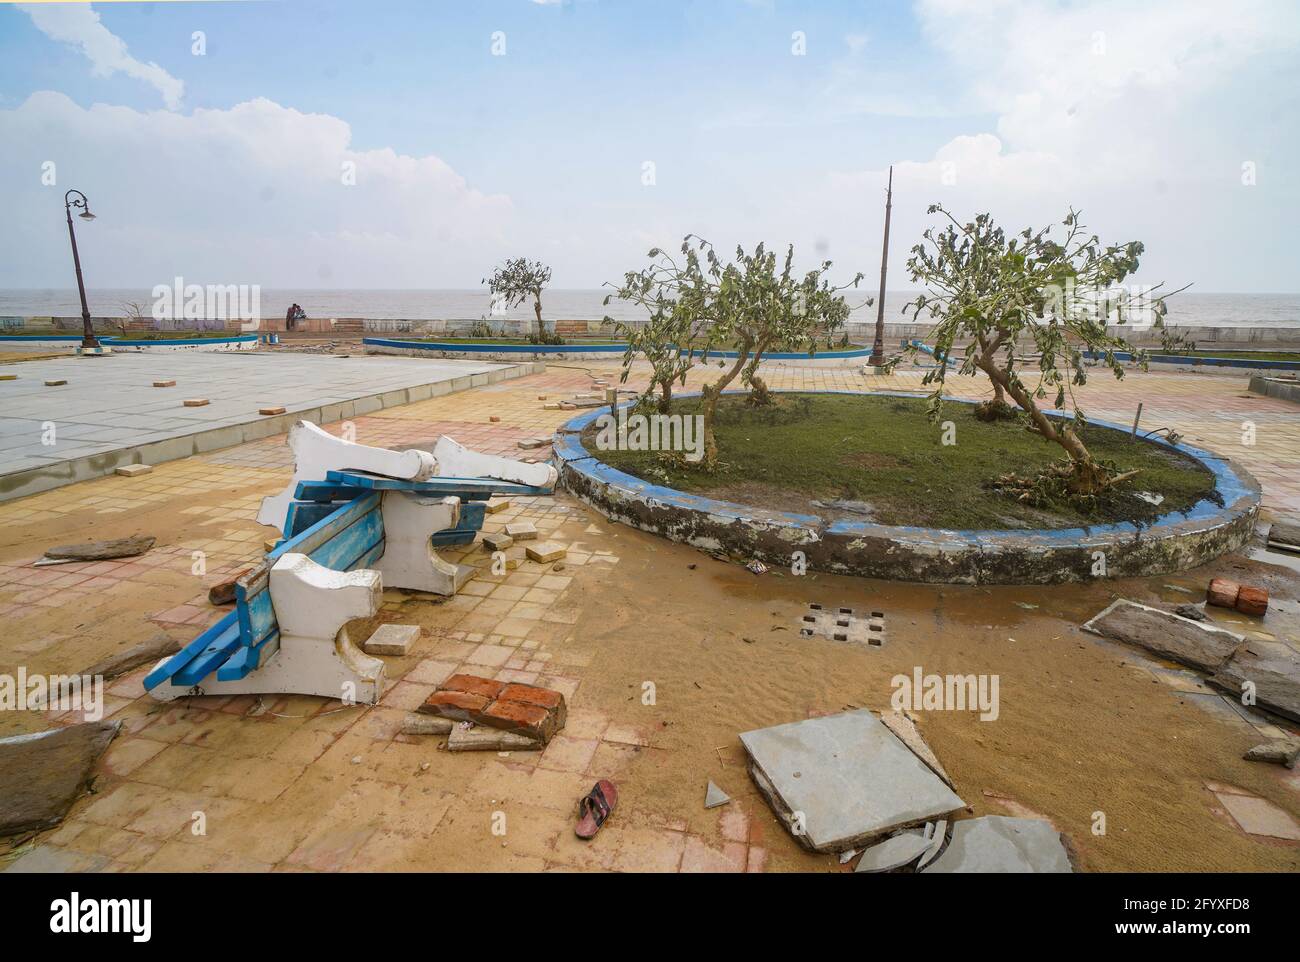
[606, 235, 864, 467]
[904, 205, 1187, 499]
[483, 257, 554, 343]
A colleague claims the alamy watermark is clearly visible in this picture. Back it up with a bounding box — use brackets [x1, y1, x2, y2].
[891, 666, 1000, 721]
[1, 669, 104, 720]
[151, 276, 261, 329]
[591, 408, 705, 463]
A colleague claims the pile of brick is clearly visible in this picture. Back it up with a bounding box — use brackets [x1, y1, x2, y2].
[417, 674, 567, 745]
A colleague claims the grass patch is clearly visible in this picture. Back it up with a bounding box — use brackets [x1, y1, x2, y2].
[585, 393, 1217, 529]
[1152, 350, 1300, 362]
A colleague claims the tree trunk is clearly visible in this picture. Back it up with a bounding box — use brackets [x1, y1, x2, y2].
[533, 297, 544, 340]
[699, 344, 751, 467]
[745, 341, 774, 406]
[657, 376, 673, 414]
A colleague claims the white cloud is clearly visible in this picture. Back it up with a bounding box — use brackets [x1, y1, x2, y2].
[20, 2, 184, 110]
[0, 92, 514, 288]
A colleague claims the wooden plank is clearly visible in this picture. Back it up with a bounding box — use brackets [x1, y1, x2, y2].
[305, 508, 385, 572]
[286, 501, 343, 537]
[171, 618, 244, 687]
[430, 530, 476, 546]
[293, 481, 367, 503]
[143, 610, 241, 691]
[325, 470, 550, 498]
[216, 629, 279, 681]
[269, 492, 381, 562]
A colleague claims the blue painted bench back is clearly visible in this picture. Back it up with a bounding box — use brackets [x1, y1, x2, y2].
[144, 471, 553, 693]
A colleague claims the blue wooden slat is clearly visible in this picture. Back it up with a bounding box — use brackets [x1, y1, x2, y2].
[430, 530, 476, 546]
[305, 508, 386, 572]
[171, 618, 244, 687]
[143, 610, 241, 691]
[286, 501, 343, 537]
[269, 492, 382, 563]
[238, 586, 277, 649]
[456, 501, 486, 530]
[216, 629, 279, 681]
[293, 481, 368, 503]
[325, 470, 551, 497]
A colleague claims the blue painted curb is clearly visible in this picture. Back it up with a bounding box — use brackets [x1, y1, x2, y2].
[552, 390, 1261, 584]
[362, 337, 871, 361]
[1084, 350, 1300, 371]
[0, 334, 257, 347]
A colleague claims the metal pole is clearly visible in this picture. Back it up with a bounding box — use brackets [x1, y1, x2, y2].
[64, 189, 101, 351]
[1131, 402, 1143, 438]
[869, 165, 893, 369]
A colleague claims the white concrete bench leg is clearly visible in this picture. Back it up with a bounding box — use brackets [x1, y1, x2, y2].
[433, 435, 558, 489]
[372, 491, 473, 596]
[258, 420, 437, 533]
[149, 554, 386, 705]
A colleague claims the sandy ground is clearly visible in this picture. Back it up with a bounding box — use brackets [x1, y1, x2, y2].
[0, 359, 1297, 872]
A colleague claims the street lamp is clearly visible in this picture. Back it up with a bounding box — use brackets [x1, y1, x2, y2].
[64, 188, 103, 352]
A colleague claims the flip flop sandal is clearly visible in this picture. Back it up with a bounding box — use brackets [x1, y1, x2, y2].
[575, 779, 618, 839]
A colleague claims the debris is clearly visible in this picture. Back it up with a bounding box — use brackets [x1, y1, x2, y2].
[1207, 578, 1269, 616]
[704, 781, 731, 809]
[418, 674, 567, 745]
[448, 724, 539, 752]
[575, 779, 618, 839]
[854, 831, 930, 873]
[916, 819, 948, 870]
[114, 463, 152, 477]
[1243, 738, 1300, 768]
[259, 406, 287, 416]
[1135, 490, 1164, 506]
[363, 623, 421, 656]
[152, 380, 175, 388]
[1267, 520, 1300, 554]
[489, 415, 501, 423]
[516, 437, 549, 450]
[208, 571, 251, 606]
[739, 709, 964, 853]
[504, 521, 538, 541]
[922, 816, 1073, 873]
[484, 498, 510, 514]
[182, 398, 210, 407]
[1081, 599, 1243, 673]
[543, 403, 561, 410]
[1174, 603, 1207, 622]
[44, 379, 67, 387]
[1212, 640, 1300, 722]
[879, 710, 953, 786]
[746, 559, 768, 575]
[525, 541, 566, 563]
[0, 722, 120, 836]
[81, 632, 180, 680]
[44, 535, 155, 562]
[1014, 602, 1039, 610]
[400, 713, 453, 736]
[263, 538, 280, 553]
[482, 532, 514, 552]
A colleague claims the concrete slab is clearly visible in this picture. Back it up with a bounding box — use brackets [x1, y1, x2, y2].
[739, 709, 965, 853]
[853, 831, 929, 872]
[0, 352, 527, 502]
[923, 816, 1073, 873]
[704, 781, 731, 809]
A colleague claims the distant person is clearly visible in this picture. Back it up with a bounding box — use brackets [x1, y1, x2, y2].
[285, 303, 306, 331]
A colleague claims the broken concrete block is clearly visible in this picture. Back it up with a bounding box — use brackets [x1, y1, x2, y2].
[880, 710, 952, 786]
[505, 521, 538, 541]
[432, 435, 557, 490]
[525, 541, 566, 563]
[543, 403, 561, 410]
[482, 532, 514, 552]
[44, 379, 67, 387]
[516, 437, 549, 450]
[182, 398, 210, 407]
[916, 819, 948, 870]
[1213, 791, 1300, 840]
[152, 379, 176, 388]
[489, 416, 501, 423]
[448, 724, 539, 752]
[82, 632, 180, 680]
[1212, 640, 1300, 722]
[263, 538, 280, 553]
[44, 535, 155, 562]
[1243, 738, 1300, 768]
[259, 406, 287, 416]
[1081, 599, 1243, 672]
[923, 816, 1072, 873]
[0, 722, 120, 836]
[418, 675, 566, 745]
[704, 781, 731, 809]
[401, 713, 453, 736]
[485, 498, 510, 514]
[363, 623, 421, 656]
[854, 832, 930, 873]
[208, 570, 251, 606]
[739, 709, 965, 853]
[114, 464, 152, 477]
[1267, 520, 1300, 553]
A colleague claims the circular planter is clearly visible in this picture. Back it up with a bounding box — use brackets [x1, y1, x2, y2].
[552, 391, 1262, 585]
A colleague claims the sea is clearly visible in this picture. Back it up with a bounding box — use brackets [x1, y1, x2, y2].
[1, 289, 1297, 328]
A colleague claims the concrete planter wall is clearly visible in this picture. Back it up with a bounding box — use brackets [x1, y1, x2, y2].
[553, 392, 1262, 585]
[0, 334, 258, 354]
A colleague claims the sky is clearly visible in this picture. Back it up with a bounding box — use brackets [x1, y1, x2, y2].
[0, 0, 1297, 293]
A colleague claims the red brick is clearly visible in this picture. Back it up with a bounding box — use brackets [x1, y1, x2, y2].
[499, 684, 567, 729]
[417, 690, 489, 719]
[440, 674, 506, 701]
[479, 699, 555, 743]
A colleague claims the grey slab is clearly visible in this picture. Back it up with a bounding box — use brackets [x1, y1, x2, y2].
[739, 709, 966, 853]
[1082, 599, 1244, 672]
[923, 816, 1073, 873]
[854, 831, 930, 872]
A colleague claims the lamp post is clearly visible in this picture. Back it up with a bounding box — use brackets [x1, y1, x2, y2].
[868, 165, 893, 370]
[64, 189, 102, 352]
